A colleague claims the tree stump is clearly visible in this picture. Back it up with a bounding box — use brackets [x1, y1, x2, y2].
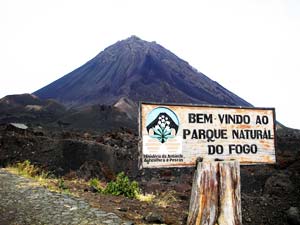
[187, 160, 242, 225]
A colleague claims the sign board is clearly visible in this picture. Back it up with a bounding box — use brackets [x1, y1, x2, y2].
[139, 102, 276, 168]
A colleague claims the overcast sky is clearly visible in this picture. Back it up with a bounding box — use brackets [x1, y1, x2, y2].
[1, 0, 300, 129]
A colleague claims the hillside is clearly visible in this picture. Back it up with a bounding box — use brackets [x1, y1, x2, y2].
[0, 94, 66, 125]
[0, 94, 135, 132]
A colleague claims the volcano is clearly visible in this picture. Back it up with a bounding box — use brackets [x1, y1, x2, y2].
[34, 36, 251, 108]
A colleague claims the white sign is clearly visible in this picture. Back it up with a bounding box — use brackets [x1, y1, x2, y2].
[139, 103, 276, 168]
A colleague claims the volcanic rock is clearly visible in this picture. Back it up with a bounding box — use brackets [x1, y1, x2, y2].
[264, 172, 294, 196]
[286, 207, 300, 225]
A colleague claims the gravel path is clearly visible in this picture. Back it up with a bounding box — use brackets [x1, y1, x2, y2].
[0, 169, 131, 225]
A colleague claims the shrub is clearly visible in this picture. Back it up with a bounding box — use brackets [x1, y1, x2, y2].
[58, 178, 67, 190]
[89, 178, 103, 193]
[103, 172, 140, 198]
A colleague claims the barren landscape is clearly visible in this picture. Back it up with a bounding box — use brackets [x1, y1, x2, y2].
[0, 37, 299, 225]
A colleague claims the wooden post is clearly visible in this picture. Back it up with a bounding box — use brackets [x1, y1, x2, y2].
[187, 160, 242, 225]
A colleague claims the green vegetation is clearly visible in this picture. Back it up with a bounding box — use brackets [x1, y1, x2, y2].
[103, 172, 140, 198]
[88, 173, 154, 201]
[57, 178, 70, 194]
[58, 178, 67, 190]
[89, 174, 154, 201]
[89, 178, 103, 193]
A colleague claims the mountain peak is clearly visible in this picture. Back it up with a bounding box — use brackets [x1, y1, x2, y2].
[34, 37, 251, 109]
[113, 35, 152, 54]
[126, 35, 142, 41]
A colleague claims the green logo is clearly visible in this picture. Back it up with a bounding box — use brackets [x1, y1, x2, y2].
[146, 107, 179, 144]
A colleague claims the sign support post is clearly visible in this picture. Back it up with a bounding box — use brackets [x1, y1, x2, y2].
[187, 159, 242, 225]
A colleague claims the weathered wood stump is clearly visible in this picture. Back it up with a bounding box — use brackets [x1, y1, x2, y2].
[187, 160, 242, 225]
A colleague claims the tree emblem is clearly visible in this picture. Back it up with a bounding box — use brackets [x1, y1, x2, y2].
[146, 107, 179, 144]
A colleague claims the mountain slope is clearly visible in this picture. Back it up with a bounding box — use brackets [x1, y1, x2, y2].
[34, 36, 251, 108]
[0, 94, 67, 124]
[0, 94, 135, 131]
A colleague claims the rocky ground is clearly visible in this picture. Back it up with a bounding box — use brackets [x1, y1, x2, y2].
[0, 125, 300, 224]
[0, 169, 130, 225]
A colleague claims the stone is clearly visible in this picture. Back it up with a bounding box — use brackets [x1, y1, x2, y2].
[264, 173, 294, 196]
[122, 221, 134, 225]
[118, 207, 128, 212]
[174, 183, 191, 193]
[144, 212, 164, 224]
[286, 207, 300, 225]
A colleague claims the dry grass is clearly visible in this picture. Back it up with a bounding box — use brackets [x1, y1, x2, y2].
[154, 190, 178, 208]
[6, 160, 72, 195]
[136, 193, 155, 202]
